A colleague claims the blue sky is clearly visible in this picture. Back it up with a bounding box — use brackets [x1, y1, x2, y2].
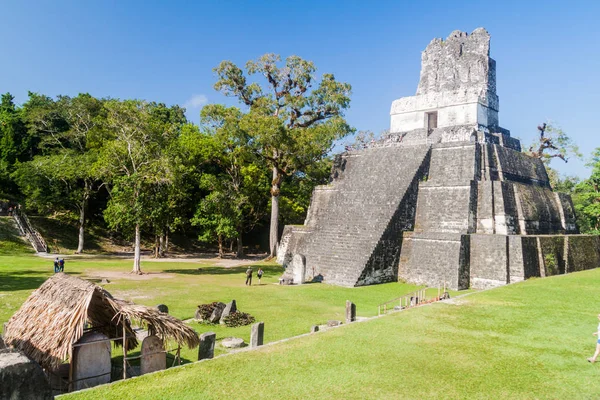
[1, 0, 598, 178]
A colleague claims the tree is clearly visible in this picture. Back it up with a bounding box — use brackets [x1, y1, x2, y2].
[192, 104, 269, 257]
[96, 100, 184, 273]
[213, 54, 353, 257]
[573, 149, 600, 234]
[0, 93, 30, 199]
[14, 94, 104, 253]
[528, 122, 581, 164]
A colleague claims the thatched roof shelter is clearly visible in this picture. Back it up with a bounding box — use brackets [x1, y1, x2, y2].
[4, 273, 199, 370]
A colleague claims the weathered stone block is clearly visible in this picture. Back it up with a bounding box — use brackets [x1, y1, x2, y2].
[219, 300, 237, 324]
[198, 332, 216, 360]
[141, 335, 165, 375]
[345, 301, 356, 323]
[208, 302, 226, 324]
[250, 322, 264, 348]
[221, 337, 244, 349]
[0, 349, 52, 400]
[72, 332, 111, 390]
[156, 304, 168, 314]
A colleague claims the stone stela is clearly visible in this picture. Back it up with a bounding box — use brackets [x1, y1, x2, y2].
[277, 28, 600, 290]
[250, 322, 264, 348]
[198, 332, 216, 360]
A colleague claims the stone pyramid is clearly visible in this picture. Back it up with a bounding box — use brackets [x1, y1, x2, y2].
[278, 28, 600, 290]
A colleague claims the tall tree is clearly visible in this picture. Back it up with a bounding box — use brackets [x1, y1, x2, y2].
[14, 94, 104, 253]
[194, 104, 269, 257]
[96, 100, 184, 273]
[213, 54, 353, 257]
[0, 93, 30, 199]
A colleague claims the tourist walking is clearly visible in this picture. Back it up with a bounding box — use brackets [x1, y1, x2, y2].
[53, 258, 59, 273]
[588, 313, 600, 363]
[245, 267, 253, 286]
[59, 258, 65, 272]
[257, 268, 264, 285]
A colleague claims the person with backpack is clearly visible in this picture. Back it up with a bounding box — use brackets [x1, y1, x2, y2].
[59, 258, 65, 272]
[245, 267, 253, 286]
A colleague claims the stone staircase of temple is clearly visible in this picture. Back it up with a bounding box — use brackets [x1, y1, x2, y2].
[294, 144, 431, 286]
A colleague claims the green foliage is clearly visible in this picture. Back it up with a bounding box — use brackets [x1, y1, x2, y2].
[572, 148, 600, 233]
[222, 311, 255, 327]
[213, 54, 354, 254]
[280, 158, 332, 225]
[0, 93, 30, 199]
[546, 167, 579, 194]
[528, 122, 581, 165]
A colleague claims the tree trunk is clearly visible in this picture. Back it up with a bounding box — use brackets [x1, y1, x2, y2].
[133, 224, 142, 274]
[76, 204, 85, 254]
[159, 233, 165, 257]
[154, 235, 160, 258]
[269, 166, 281, 258]
[165, 230, 169, 255]
[230, 240, 234, 252]
[218, 234, 224, 258]
[236, 230, 244, 258]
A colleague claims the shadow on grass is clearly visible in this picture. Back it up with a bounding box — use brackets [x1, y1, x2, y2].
[0, 271, 82, 292]
[164, 264, 283, 277]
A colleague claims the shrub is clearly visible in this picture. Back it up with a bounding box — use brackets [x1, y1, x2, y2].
[222, 311, 255, 327]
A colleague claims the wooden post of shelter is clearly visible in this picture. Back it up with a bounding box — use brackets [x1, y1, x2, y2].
[122, 323, 127, 380]
[68, 345, 74, 392]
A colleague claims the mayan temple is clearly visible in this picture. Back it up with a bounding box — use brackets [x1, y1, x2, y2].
[277, 28, 600, 290]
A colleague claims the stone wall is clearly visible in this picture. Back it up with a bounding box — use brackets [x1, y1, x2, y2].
[469, 234, 600, 289]
[417, 28, 495, 96]
[399, 232, 470, 290]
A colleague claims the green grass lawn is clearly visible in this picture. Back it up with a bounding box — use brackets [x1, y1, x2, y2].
[60, 268, 600, 400]
[0, 253, 439, 364]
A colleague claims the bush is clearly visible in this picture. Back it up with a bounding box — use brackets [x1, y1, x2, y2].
[222, 311, 255, 327]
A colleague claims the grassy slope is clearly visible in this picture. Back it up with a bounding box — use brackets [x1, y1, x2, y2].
[0, 254, 438, 362]
[0, 217, 34, 255]
[63, 269, 600, 400]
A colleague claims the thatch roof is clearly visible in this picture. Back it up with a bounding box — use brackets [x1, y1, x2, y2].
[4, 273, 199, 370]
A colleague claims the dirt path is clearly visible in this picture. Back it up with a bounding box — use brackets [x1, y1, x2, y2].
[37, 252, 267, 268]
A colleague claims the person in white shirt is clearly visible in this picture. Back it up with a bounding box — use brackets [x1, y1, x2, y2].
[588, 314, 600, 363]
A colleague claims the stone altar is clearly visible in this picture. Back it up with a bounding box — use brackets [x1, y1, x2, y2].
[278, 28, 600, 290]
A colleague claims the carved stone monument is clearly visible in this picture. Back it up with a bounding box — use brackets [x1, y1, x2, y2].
[140, 335, 166, 375]
[278, 28, 600, 290]
[250, 322, 264, 348]
[292, 254, 306, 284]
[72, 332, 111, 390]
[198, 332, 216, 360]
[345, 301, 356, 324]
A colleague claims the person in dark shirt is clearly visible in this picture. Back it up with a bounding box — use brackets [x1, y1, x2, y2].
[245, 267, 253, 286]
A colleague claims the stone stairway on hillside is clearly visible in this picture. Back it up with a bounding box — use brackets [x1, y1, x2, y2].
[13, 212, 48, 253]
[279, 144, 430, 286]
